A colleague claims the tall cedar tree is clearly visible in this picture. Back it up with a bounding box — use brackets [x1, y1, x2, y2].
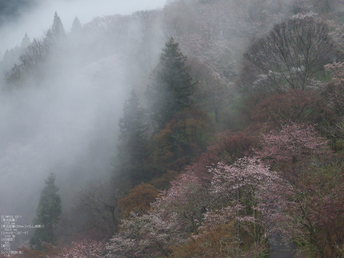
[70, 17, 82, 35]
[30, 173, 61, 250]
[49, 12, 66, 42]
[147, 38, 195, 128]
[116, 90, 148, 184]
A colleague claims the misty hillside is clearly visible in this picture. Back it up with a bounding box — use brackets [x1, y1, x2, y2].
[1, 0, 344, 257]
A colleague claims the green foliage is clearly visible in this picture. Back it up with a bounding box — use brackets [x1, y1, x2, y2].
[30, 173, 61, 250]
[273, 159, 344, 257]
[150, 170, 179, 190]
[148, 108, 211, 178]
[171, 222, 268, 258]
[330, 117, 344, 152]
[116, 90, 149, 184]
[171, 222, 238, 258]
[187, 57, 231, 126]
[221, 92, 251, 131]
[118, 183, 159, 217]
[147, 37, 196, 129]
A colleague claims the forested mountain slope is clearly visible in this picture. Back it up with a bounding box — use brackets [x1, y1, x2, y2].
[1, 0, 344, 257]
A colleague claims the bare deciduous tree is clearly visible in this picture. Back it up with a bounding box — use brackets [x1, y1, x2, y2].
[58, 180, 122, 241]
[238, 14, 336, 95]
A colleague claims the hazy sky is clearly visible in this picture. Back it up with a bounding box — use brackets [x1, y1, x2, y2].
[0, 0, 166, 55]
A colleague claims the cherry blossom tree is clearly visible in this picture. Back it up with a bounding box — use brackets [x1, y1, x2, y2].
[106, 169, 211, 257]
[254, 123, 330, 169]
[254, 122, 344, 257]
[155, 170, 210, 234]
[209, 157, 278, 244]
[211, 157, 275, 201]
[167, 157, 277, 257]
[106, 212, 186, 257]
[257, 159, 344, 257]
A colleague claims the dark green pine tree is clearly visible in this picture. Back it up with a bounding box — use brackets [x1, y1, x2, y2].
[116, 90, 149, 184]
[30, 173, 61, 250]
[147, 37, 195, 128]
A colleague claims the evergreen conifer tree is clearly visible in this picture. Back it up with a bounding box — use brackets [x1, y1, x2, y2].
[45, 12, 65, 47]
[51, 12, 65, 40]
[70, 17, 82, 35]
[20, 33, 30, 49]
[147, 38, 195, 128]
[30, 173, 61, 250]
[116, 90, 148, 184]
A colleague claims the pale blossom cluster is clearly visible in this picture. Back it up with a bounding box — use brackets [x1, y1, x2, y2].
[324, 62, 344, 86]
[106, 211, 186, 257]
[200, 205, 240, 230]
[153, 171, 209, 233]
[205, 157, 281, 237]
[210, 157, 276, 198]
[291, 11, 318, 20]
[255, 123, 329, 164]
[106, 124, 332, 256]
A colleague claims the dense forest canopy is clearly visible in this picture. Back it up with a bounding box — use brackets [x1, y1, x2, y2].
[1, 0, 344, 257]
